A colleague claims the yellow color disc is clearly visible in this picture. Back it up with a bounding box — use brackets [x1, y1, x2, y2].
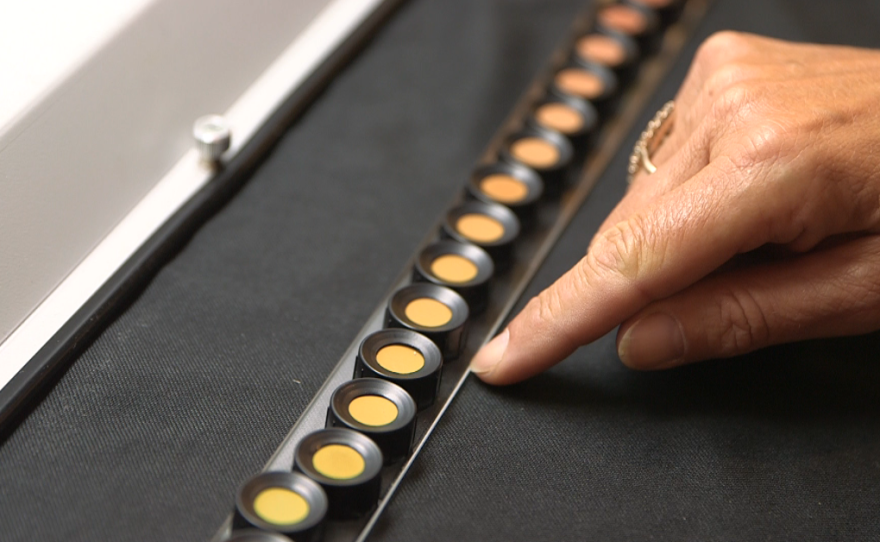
[509, 138, 560, 169]
[405, 297, 453, 327]
[312, 444, 365, 480]
[253, 487, 310, 526]
[348, 395, 399, 427]
[479, 174, 529, 204]
[456, 214, 505, 243]
[535, 103, 584, 135]
[430, 254, 479, 283]
[376, 344, 426, 374]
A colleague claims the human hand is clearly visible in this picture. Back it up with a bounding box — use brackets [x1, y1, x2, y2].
[471, 31, 880, 385]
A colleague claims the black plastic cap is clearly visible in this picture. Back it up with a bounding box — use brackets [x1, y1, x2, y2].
[528, 92, 599, 159]
[326, 378, 417, 464]
[499, 126, 574, 194]
[551, 59, 619, 117]
[355, 329, 443, 410]
[414, 241, 494, 313]
[467, 162, 544, 227]
[441, 201, 520, 270]
[386, 283, 469, 360]
[293, 429, 383, 520]
[232, 471, 327, 542]
[572, 28, 640, 84]
[595, 2, 662, 55]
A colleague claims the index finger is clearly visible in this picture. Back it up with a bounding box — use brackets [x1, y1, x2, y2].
[469, 154, 806, 385]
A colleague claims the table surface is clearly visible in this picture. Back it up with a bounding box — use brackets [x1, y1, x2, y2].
[2, 1, 880, 541]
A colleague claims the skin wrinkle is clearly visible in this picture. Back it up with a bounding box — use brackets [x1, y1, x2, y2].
[761, 104, 879, 246]
[596, 137, 715, 240]
[513, 283, 579, 358]
[829, 274, 872, 316]
[855, 270, 880, 311]
[588, 215, 672, 303]
[595, 175, 728, 300]
[813, 128, 880, 235]
[571, 254, 610, 298]
[806, 240, 880, 323]
[715, 285, 771, 356]
[845, 148, 880, 232]
[774, 139, 873, 251]
[588, 221, 642, 280]
[560, 265, 620, 337]
[749, 162, 818, 250]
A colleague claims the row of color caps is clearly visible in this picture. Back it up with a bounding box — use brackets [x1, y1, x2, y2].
[225, 1, 686, 541]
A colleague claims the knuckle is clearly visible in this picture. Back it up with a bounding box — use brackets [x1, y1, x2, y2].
[695, 31, 750, 67]
[707, 83, 793, 168]
[730, 122, 788, 169]
[714, 287, 771, 356]
[570, 254, 600, 293]
[523, 286, 582, 352]
[711, 82, 756, 122]
[524, 287, 572, 339]
[703, 63, 759, 99]
[587, 218, 651, 282]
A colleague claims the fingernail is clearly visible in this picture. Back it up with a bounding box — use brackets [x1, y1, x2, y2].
[618, 312, 685, 369]
[470, 329, 510, 376]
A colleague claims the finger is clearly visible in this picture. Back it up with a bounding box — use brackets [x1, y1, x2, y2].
[617, 234, 880, 369]
[472, 142, 877, 385]
[471, 160, 752, 385]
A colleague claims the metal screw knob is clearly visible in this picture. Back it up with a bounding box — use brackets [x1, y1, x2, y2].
[193, 114, 231, 164]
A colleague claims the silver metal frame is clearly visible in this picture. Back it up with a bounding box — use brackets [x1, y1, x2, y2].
[0, 0, 391, 393]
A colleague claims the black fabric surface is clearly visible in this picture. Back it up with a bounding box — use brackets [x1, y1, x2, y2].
[2, 0, 880, 541]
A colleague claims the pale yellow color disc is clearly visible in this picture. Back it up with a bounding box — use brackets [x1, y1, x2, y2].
[348, 395, 399, 427]
[510, 138, 560, 169]
[456, 214, 505, 243]
[253, 487, 310, 526]
[430, 254, 479, 283]
[376, 344, 426, 374]
[535, 103, 584, 135]
[404, 298, 453, 327]
[312, 444, 365, 480]
[479, 174, 529, 203]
